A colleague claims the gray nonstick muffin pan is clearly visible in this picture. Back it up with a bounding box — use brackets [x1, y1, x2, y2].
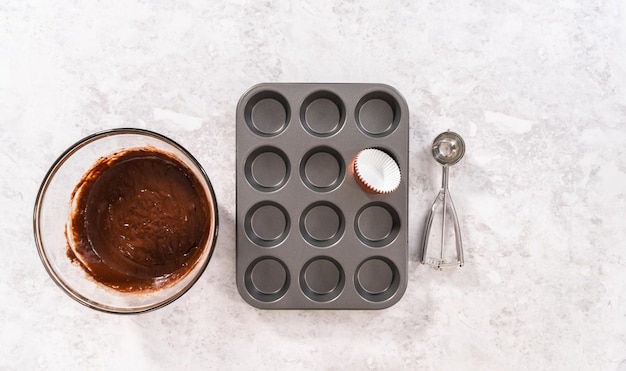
[236, 83, 408, 309]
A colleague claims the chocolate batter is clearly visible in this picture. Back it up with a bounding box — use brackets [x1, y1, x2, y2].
[67, 147, 212, 292]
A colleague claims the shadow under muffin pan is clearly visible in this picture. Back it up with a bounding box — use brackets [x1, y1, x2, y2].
[236, 83, 408, 309]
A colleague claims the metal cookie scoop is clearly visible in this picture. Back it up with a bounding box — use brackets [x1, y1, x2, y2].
[421, 131, 465, 269]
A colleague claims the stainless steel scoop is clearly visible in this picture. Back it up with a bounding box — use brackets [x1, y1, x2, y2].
[421, 131, 465, 269]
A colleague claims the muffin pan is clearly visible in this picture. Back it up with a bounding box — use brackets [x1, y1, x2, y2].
[236, 83, 408, 309]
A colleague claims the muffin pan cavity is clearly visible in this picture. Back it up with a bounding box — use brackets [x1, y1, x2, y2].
[300, 201, 345, 248]
[244, 201, 290, 247]
[244, 91, 290, 137]
[355, 257, 400, 302]
[300, 257, 344, 302]
[299, 146, 344, 192]
[244, 146, 290, 192]
[300, 91, 345, 137]
[245, 257, 290, 302]
[355, 202, 401, 248]
[236, 83, 408, 309]
[355, 91, 401, 137]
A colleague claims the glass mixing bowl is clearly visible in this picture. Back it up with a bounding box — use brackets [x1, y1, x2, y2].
[33, 128, 219, 313]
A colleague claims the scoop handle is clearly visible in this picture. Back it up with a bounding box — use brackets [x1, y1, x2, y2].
[421, 166, 464, 269]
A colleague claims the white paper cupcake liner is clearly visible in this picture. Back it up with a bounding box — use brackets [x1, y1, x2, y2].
[353, 148, 401, 194]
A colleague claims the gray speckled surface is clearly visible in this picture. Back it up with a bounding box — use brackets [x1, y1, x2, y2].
[1, 1, 625, 370]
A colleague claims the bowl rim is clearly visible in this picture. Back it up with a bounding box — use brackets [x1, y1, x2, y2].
[33, 127, 219, 314]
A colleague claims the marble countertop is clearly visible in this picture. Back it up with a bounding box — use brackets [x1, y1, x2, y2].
[1, 1, 625, 370]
